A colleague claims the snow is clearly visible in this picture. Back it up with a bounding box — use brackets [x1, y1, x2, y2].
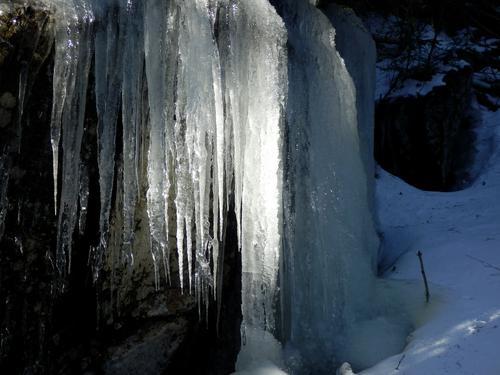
[364, 106, 500, 375]
[235, 327, 287, 375]
[376, 60, 448, 100]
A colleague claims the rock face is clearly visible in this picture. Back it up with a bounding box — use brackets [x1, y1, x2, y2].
[0, 4, 56, 373]
[0, 4, 240, 375]
[375, 67, 476, 191]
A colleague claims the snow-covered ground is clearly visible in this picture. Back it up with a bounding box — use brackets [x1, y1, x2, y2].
[363, 106, 500, 375]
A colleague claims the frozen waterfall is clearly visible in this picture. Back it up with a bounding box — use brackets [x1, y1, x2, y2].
[31, 0, 393, 373]
[280, 1, 380, 372]
[45, 0, 286, 333]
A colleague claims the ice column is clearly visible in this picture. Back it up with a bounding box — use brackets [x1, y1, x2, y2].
[281, 1, 379, 371]
[220, 0, 287, 369]
[326, 4, 379, 269]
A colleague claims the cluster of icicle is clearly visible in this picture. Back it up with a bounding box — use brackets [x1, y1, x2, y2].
[47, 0, 285, 331]
[43, 0, 379, 371]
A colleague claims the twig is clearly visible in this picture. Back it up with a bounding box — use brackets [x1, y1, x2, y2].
[417, 251, 430, 303]
[395, 354, 406, 370]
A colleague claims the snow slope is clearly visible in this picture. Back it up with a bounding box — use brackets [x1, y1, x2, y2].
[364, 107, 500, 375]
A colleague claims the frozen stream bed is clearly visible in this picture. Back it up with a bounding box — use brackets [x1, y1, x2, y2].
[366, 106, 500, 375]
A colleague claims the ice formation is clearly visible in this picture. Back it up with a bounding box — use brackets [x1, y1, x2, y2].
[30, 0, 381, 372]
[280, 1, 379, 372]
[44, 0, 287, 314]
[49, 0, 93, 279]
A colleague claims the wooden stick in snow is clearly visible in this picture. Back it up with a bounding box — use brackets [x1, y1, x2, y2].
[417, 250, 430, 303]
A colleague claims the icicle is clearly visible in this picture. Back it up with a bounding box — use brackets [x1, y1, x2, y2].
[93, 0, 127, 278]
[173, 88, 190, 291]
[17, 62, 28, 154]
[51, 0, 94, 282]
[144, 0, 176, 289]
[220, 2, 287, 367]
[121, 0, 145, 267]
[212, 51, 225, 294]
[49, 2, 74, 217]
[174, 0, 230, 300]
[226, 6, 244, 255]
[231, 0, 286, 333]
[44, 0, 291, 319]
[185, 212, 193, 290]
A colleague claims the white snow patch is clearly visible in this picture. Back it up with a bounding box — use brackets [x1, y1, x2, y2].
[398, 74, 446, 97]
[232, 328, 287, 375]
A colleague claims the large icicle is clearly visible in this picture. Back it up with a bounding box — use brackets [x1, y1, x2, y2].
[49, 0, 81, 217]
[143, 0, 225, 300]
[121, 0, 145, 266]
[175, 0, 221, 298]
[144, 0, 175, 289]
[220, 0, 287, 370]
[212, 44, 224, 298]
[50, 0, 94, 281]
[92, 0, 126, 278]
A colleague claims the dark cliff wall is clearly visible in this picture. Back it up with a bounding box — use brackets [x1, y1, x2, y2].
[0, 6, 56, 373]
